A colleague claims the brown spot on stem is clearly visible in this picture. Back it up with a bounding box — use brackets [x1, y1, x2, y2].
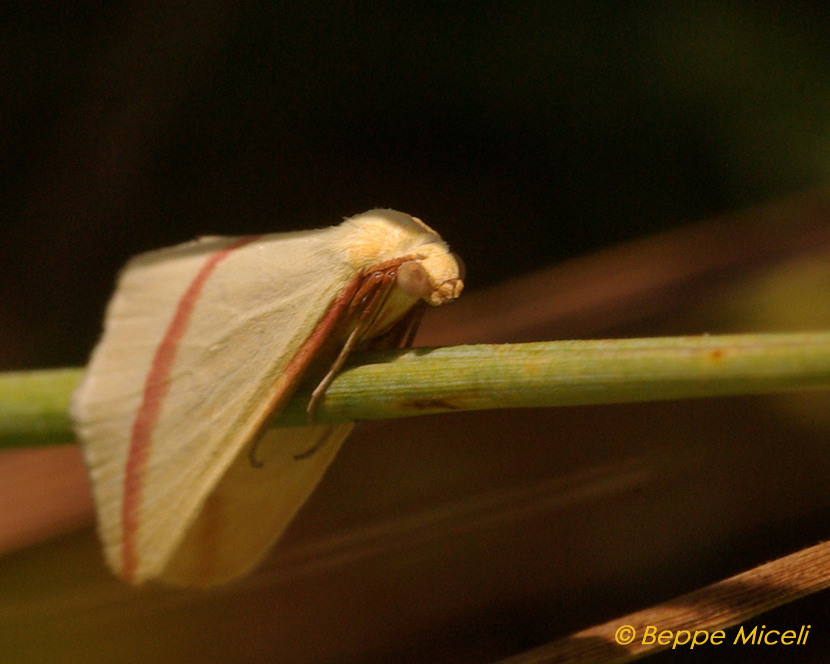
[404, 398, 461, 411]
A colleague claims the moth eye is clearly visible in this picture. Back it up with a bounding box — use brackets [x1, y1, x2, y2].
[396, 261, 432, 299]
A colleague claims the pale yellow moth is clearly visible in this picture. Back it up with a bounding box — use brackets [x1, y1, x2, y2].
[71, 210, 464, 587]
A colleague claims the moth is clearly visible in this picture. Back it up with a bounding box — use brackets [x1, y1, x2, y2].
[71, 209, 464, 586]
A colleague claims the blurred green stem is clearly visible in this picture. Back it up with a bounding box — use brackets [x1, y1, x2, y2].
[2, 333, 830, 448]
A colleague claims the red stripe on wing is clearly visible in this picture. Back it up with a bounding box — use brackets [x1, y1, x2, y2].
[121, 236, 260, 583]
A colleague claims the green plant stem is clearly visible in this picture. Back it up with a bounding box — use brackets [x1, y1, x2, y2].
[2, 333, 830, 448]
[0, 368, 80, 448]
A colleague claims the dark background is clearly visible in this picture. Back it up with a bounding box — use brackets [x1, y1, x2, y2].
[3, 1, 830, 369]
[4, 4, 830, 663]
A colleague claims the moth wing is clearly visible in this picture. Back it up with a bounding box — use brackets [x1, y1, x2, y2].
[72, 230, 357, 583]
[159, 422, 354, 586]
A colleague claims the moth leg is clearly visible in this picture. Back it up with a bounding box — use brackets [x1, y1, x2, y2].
[307, 324, 363, 415]
[247, 434, 266, 468]
[398, 301, 427, 348]
[293, 424, 342, 461]
[253, 319, 360, 465]
[306, 267, 398, 416]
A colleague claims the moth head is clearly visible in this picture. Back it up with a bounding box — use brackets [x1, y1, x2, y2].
[341, 209, 465, 306]
[397, 244, 464, 306]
